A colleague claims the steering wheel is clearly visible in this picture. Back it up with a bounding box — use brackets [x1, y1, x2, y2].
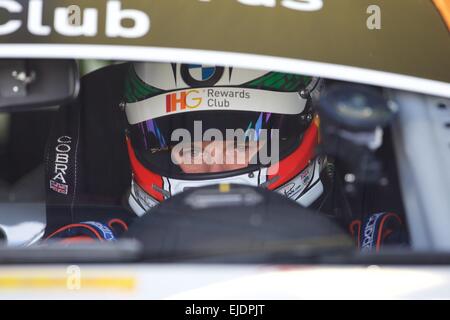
[126, 184, 351, 261]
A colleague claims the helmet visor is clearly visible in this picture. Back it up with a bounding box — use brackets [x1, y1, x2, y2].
[128, 107, 312, 179]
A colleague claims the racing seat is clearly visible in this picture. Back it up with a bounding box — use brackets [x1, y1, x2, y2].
[43, 63, 133, 236]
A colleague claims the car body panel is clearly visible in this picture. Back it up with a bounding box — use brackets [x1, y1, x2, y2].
[0, 0, 449, 97]
[1, 264, 450, 299]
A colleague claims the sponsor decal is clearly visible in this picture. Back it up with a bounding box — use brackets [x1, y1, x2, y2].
[49, 179, 68, 195]
[166, 89, 203, 113]
[126, 87, 305, 124]
[0, 0, 323, 39]
[206, 88, 251, 107]
[50, 135, 71, 195]
[83, 222, 116, 241]
[165, 88, 252, 113]
[132, 180, 159, 212]
[0, 0, 151, 38]
[276, 159, 315, 199]
[180, 64, 225, 87]
[0, 0, 323, 40]
[361, 213, 383, 251]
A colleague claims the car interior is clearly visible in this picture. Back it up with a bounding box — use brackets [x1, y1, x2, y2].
[0, 59, 410, 258]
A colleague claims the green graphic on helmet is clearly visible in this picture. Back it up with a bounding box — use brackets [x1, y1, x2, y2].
[124, 66, 164, 103]
[244, 72, 312, 92]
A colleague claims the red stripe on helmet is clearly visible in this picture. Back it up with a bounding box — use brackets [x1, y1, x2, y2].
[267, 120, 319, 190]
[126, 137, 165, 201]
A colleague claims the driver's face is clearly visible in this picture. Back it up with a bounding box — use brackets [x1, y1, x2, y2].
[172, 140, 263, 174]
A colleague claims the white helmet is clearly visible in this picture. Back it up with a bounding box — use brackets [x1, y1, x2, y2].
[123, 62, 324, 216]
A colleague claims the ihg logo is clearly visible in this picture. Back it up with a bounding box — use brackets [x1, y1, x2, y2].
[166, 90, 203, 113]
[0, 0, 151, 38]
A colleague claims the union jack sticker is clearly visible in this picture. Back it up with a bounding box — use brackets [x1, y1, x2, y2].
[50, 180, 68, 195]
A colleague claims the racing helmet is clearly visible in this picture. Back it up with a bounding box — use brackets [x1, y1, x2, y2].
[124, 62, 324, 216]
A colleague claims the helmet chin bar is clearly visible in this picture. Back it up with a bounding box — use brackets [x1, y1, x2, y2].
[128, 158, 323, 217]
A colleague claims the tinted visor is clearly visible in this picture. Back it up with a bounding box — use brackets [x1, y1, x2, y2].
[128, 107, 312, 179]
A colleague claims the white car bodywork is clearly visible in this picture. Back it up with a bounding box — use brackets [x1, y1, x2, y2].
[1, 264, 450, 299]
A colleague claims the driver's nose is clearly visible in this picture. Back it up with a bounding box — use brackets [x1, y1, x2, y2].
[201, 141, 245, 172]
[202, 140, 224, 164]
